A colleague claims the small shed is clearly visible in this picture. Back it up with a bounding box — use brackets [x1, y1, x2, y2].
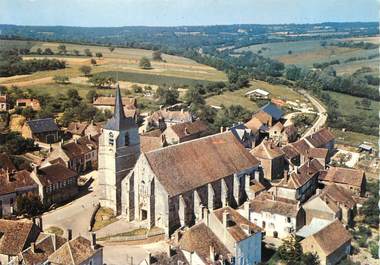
[358, 144, 372, 153]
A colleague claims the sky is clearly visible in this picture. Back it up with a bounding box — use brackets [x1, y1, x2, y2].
[0, 0, 378, 27]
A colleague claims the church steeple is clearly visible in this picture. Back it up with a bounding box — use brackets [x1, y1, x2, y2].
[104, 84, 135, 131]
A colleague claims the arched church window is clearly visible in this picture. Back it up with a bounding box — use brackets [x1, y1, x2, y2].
[109, 132, 114, 146]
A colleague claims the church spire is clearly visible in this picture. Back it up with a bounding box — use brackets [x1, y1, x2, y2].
[104, 83, 134, 131]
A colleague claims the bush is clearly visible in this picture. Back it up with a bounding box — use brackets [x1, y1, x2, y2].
[139, 57, 152, 69]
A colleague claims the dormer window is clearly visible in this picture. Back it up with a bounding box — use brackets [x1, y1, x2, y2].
[109, 132, 114, 146]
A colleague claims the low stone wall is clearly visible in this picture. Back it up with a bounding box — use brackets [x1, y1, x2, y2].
[98, 228, 164, 243]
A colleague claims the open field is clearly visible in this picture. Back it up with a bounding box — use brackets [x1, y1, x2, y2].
[326, 91, 379, 117]
[235, 38, 379, 72]
[0, 39, 226, 87]
[206, 80, 307, 112]
[332, 129, 378, 151]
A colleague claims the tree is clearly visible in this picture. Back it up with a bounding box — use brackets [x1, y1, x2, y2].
[139, 57, 151, 69]
[278, 236, 303, 265]
[155, 87, 179, 106]
[95, 52, 103, 59]
[16, 194, 44, 216]
[88, 75, 116, 88]
[84, 49, 92, 57]
[152, 50, 163, 61]
[361, 98, 372, 109]
[57, 44, 67, 55]
[73, 49, 80, 56]
[90, 58, 97, 65]
[36, 48, 43, 55]
[0, 132, 36, 155]
[108, 47, 115, 53]
[53, 75, 69, 84]
[86, 89, 98, 103]
[43, 48, 54, 55]
[79, 65, 92, 76]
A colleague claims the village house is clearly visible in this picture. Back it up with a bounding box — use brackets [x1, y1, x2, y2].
[250, 139, 285, 181]
[209, 207, 262, 265]
[47, 234, 103, 265]
[260, 102, 284, 126]
[45, 135, 99, 173]
[304, 127, 335, 158]
[16, 98, 41, 111]
[245, 88, 270, 99]
[229, 123, 258, 149]
[66, 121, 89, 138]
[175, 222, 232, 264]
[121, 131, 260, 236]
[246, 194, 305, 239]
[147, 108, 193, 129]
[301, 220, 352, 265]
[93, 96, 137, 111]
[31, 164, 79, 206]
[140, 129, 166, 153]
[291, 138, 330, 165]
[18, 233, 67, 265]
[319, 167, 366, 197]
[281, 144, 300, 166]
[303, 184, 356, 227]
[0, 219, 42, 265]
[268, 122, 297, 146]
[163, 120, 208, 145]
[0, 95, 10, 112]
[22, 118, 61, 144]
[0, 169, 38, 217]
[273, 158, 323, 202]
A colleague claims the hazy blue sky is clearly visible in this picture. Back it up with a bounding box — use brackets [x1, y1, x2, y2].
[0, 0, 378, 27]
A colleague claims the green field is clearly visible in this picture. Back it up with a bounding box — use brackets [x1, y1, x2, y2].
[332, 129, 378, 151]
[235, 38, 379, 73]
[326, 91, 379, 117]
[97, 71, 213, 87]
[206, 79, 307, 112]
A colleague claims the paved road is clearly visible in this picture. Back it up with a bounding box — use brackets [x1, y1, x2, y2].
[299, 90, 327, 138]
[42, 171, 99, 238]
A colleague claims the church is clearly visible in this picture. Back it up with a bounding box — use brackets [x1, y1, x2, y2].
[99, 86, 261, 236]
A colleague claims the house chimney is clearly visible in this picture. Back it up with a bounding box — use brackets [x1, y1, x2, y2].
[91, 232, 96, 249]
[174, 230, 182, 245]
[31, 242, 36, 253]
[220, 126, 224, 133]
[202, 207, 209, 226]
[67, 229, 72, 240]
[222, 210, 229, 228]
[147, 252, 152, 265]
[210, 245, 215, 262]
[181, 109, 184, 114]
[60, 138, 64, 147]
[36, 216, 43, 230]
[243, 200, 250, 220]
[254, 171, 260, 182]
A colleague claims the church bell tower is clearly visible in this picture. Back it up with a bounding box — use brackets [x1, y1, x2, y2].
[98, 84, 140, 215]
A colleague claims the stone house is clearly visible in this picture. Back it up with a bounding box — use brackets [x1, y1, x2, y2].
[244, 114, 269, 138]
[260, 102, 284, 126]
[18, 233, 67, 265]
[301, 220, 352, 265]
[48, 235, 103, 265]
[140, 129, 166, 153]
[31, 164, 78, 206]
[16, 98, 41, 111]
[121, 131, 260, 237]
[210, 207, 262, 265]
[147, 108, 193, 129]
[66, 121, 89, 138]
[22, 118, 60, 144]
[0, 219, 42, 265]
[0, 95, 10, 112]
[273, 159, 323, 202]
[268, 122, 297, 145]
[247, 194, 304, 238]
[281, 144, 300, 167]
[319, 167, 366, 197]
[0, 169, 38, 217]
[304, 127, 335, 158]
[163, 120, 208, 145]
[45, 135, 99, 173]
[250, 139, 285, 181]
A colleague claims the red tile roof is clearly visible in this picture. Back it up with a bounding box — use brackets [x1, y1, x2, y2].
[0, 170, 37, 196]
[37, 164, 78, 186]
[168, 120, 208, 140]
[320, 167, 365, 188]
[145, 132, 260, 197]
[305, 128, 335, 148]
[93, 96, 136, 108]
[250, 140, 284, 160]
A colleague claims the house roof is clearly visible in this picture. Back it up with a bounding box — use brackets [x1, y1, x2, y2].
[281, 145, 300, 160]
[167, 120, 208, 140]
[269, 121, 284, 132]
[305, 128, 335, 148]
[0, 170, 37, 196]
[0, 219, 40, 256]
[250, 140, 284, 160]
[67, 122, 88, 136]
[178, 222, 231, 264]
[140, 135, 164, 153]
[37, 164, 78, 186]
[48, 236, 99, 265]
[244, 117, 265, 133]
[260, 102, 284, 120]
[309, 148, 328, 159]
[296, 218, 334, 238]
[321, 184, 356, 209]
[308, 220, 352, 256]
[0, 95, 7, 103]
[26, 118, 59, 134]
[149, 109, 192, 124]
[250, 196, 299, 217]
[319, 167, 365, 188]
[291, 139, 311, 156]
[213, 207, 261, 242]
[283, 124, 298, 138]
[61, 136, 98, 159]
[20, 233, 67, 265]
[145, 132, 260, 197]
[253, 111, 272, 125]
[0, 153, 16, 172]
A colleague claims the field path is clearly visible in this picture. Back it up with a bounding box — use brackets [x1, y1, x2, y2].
[300, 90, 328, 137]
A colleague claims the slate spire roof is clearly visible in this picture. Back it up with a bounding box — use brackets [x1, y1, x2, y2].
[104, 84, 136, 131]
